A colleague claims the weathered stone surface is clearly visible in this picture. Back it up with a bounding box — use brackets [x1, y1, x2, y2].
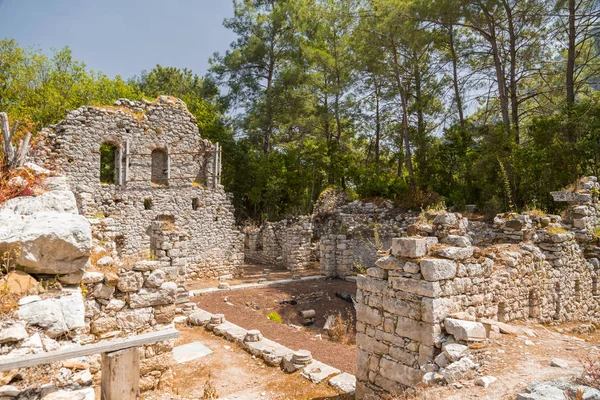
[91, 283, 114, 299]
[441, 357, 475, 383]
[550, 358, 569, 369]
[116, 307, 153, 331]
[116, 271, 144, 293]
[0, 212, 91, 275]
[390, 277, 441, 297]
[128, 282, 177, 308]
[375, 255, 403, 270]
[145, 270, 166, 288]
[442, 343, 468, 362]
[0, 271, 39, 295]
[301, 361, 340, 384]
[17, 292, 85, 338]
[81, 271, 104, 284]
[42, 387, 95, 400]
[476, 375, 497, 388]
[0, 323, 28, 344]
[189, 310, 213, 326]
[420, 259, 457, 281]
[445, 318, 486, 342]
[329, 372, 356, 394]
[433, 246, 473, 261]
[440, 235, 471, 248]
[0, 385, 20, 397]
[2, 190, 78, 215]
[421, 297, 454, 323]
[379, 357, 423, 386]
[392, 237, 438, 258]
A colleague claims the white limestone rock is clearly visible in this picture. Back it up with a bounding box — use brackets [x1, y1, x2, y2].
[145, 270, 166, 288]
[81, 271, 104, 284]
[0, 212, 92, 275]
[128, 282, 177, 308]
[444, 318, 487, 342]
[434, 246, 474, 261]
[441, 357, 476, 383]
[17, 292, 85, 338]
[116, 271, 143, 293]
[375, 255, 403, 270]
[2, 190, 78, 215]
[328, 372, 356, 394]
[420, 259, 457, 281]
[476, 375, 498, 388]
[391, 237, 438, 258]
[550, 358, 569, 369]
[442, 343, 469, 362]
[0, 323, 28, 344]
[0, 385, 20, 397]
[41, 387, 95, 400]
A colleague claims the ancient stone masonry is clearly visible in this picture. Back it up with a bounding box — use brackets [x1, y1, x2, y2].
[356, 188, 600, 399]
[319, 234, 353, 277]
[0, 173, 178, 397]
[33, 96, 244, 280]
[243, 217, 313, 271]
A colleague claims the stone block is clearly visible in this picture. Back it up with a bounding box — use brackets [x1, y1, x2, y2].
[367, 267, 387, 279]
[420, 258, 457, 281]
[382, 297, 411, 317]
[395, 316, 439, 346]
[444, 318, 486, 342]
[357, 333, 389, 356]
[421, 297, 455, 323]
[375, 255, 403, 270]
[357, 304, 383, 327]
[392, 237, 437, 258]
[357, 275, 389, 293]
[379, 357, 424, 386]
[390, 277, 442, 298]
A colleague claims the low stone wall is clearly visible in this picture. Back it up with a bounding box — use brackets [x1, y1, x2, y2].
[83, 260, 178, 391]
[356, 206, 600, 398]
[243, 217, 313, 271]
[320, 234, 353, 277]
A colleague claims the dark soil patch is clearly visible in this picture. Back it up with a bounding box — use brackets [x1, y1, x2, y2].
[192, 278, 357, 374]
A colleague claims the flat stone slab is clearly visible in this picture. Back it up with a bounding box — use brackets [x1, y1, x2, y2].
[173, 341, 213, 364]
[329, 372, 356, 394]
[213, 321, 248, 342]
[189, 310, 214, 326]
[301, 360, 341, 384]
[243, 337, 293, 360]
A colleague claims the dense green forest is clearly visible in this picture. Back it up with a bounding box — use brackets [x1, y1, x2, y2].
[2, 0, 600, 222]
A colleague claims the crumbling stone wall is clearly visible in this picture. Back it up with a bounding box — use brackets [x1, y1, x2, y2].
[320, 234, 354, 277]
[34, 96, 244, 279]
[243, 217, 313, 271]
[83, 260, 179, 391]
[356, 202, 600, 399]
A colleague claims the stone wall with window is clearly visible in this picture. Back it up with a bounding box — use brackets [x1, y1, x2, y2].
[33, 96, 244, 280]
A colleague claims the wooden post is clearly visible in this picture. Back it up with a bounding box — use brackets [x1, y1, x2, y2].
[101, 347, 140, 400]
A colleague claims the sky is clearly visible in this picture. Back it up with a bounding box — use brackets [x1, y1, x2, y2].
[0, 0, 236, 79]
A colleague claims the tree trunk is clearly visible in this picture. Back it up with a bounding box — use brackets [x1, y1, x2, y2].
[448, 25, 465, 128]
[566, 0, 576, 143]
[504, 0, 520, 143]
[374, 82, 381, 166]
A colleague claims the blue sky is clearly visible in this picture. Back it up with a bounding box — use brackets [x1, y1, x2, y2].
[0, 0, 236, 79]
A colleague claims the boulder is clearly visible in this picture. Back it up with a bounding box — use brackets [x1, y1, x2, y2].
[0, 270, 40, 295]
[2, 190, 78, 215]
[444, 318, 486, 342]
[17, 292, 85, 338]
[0, 212, 92, 275]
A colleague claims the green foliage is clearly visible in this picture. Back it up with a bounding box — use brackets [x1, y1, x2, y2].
[99, 143, 117, 184]
[267, 311, 283, 323]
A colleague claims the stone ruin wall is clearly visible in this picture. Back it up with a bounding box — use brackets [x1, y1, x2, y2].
[83, 260, 180, 392]
[243, 217, 313, 271]
[355, 177, 600, 399]
[33, 97, 244, 280]
[242, 198, 417, 275]
[0, 176, 180, 396]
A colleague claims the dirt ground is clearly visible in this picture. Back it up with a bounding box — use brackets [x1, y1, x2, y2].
[425, 321, 600, 399]
[185, 264, 322, 291]
[192, 278, 357, 374]
[160, 325, 352, 400]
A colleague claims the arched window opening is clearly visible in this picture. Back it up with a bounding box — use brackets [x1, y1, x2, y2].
[100, 143, 118, 184]
[151, 148, 169, 186]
